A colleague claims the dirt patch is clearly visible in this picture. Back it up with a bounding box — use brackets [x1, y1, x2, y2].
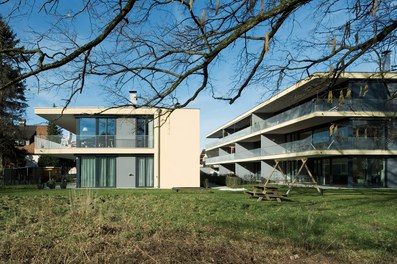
[1, 231, 343, 264]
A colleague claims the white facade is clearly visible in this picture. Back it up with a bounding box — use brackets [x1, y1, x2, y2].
[35, 107, 200, 188]
[206, 72, 397, 188]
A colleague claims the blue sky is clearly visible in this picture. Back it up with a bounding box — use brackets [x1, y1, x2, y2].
[2, 1, 395, 151]
[23, 71, 263, 150]
[2, 1, 277, 150]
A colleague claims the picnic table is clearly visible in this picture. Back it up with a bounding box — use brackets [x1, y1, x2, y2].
[245, 185, 288, 203]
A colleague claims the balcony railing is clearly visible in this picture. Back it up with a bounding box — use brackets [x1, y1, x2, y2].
[35, 135, 154, 150]
[206, 99, 397, 149]
[205, 136, 396, 164]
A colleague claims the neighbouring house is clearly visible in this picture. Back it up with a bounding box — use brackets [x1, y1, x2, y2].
[1, 121, 50, 185]
[34, 106, 200, 188]
[205, 72, 397, 188]
[16, 119, 48, 167]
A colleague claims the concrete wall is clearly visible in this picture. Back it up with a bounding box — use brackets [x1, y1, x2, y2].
[219, 147, 231, 156]
[261, 135, 285, 155]
[261, 160, 284, 181]
[236, 162, 254, 178]
[116, 118, 136, 148]
[158, 109, 200, 188]
[206, 148, 219, 158]
[251, 114, 262, 129]
[219, 164, 235, 175]
[235, 142, 255, 152]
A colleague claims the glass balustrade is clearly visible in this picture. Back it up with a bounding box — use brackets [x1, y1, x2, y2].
[205, 136, 396, 164]
[35, 135, 154, 149]
[206, 99, 397, 149]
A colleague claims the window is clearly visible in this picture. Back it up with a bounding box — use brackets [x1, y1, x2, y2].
[351, 81, 388, 100]
[79, 118, 96, 147]
[78, 117, 116, 147]
[312, 127, 330, 145]
[79, 156, 116, 188]
[352, 157, 385, 187]
[352, 119, 386, 149]
[136, 156, 154, 187]
[332, 158, 348, 185]
[98, 118, 116, 147]
[80, 157, 96, 187]
[136, 116, 154, 148]
[97, 157, 116, 187]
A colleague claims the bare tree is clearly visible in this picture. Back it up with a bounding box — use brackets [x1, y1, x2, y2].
[0, 0, 396, 109]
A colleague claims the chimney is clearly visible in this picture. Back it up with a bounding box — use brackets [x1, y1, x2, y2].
[381, 50, 391, 72]
[129, 91, 137, 106]
[18, 119, 26, 126]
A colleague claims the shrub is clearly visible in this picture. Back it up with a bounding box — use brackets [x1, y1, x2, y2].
[47, 179, 56, 189]
[200, 171, 227, 187]
[226, 176, 241, 187]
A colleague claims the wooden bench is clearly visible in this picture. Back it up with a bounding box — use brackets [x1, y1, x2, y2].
[245, 186, 288, 203]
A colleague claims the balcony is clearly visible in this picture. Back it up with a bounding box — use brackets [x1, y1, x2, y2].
[205, 136, 397, 164]
[35, 135, 154, 150]
[206, 99, 397, 149]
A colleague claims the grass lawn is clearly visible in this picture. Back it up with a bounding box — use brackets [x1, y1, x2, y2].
[0, 185, 396, 263]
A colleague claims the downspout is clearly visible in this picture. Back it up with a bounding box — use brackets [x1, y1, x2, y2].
[157, 108, 161, 188]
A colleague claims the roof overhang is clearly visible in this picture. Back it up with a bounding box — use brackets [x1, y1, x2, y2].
[35, 107, 159, 133]
[206, 72, 397, 138]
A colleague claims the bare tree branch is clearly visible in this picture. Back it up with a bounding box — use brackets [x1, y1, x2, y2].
[0, 0, 396, 109]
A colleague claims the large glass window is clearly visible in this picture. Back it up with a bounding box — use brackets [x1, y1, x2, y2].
[78, 117, 116, 148]
[387, 121, 397, 150]
[78, 116, 154, 148]
[322, 159, 331, 185]
[352, 119, 386, 149]
[312, 127, 330, 146]
[79, 156, 116, 188]
[97, 157, 116, 187]
[136, 156, 154, 187]
[79, 118, 96, 147]
[98, 118, 116, 147]
[352, 157, 385, 187]
[80, 157, 96, 187]
[136, 117, 154, 148]
[331, 158, 348, 185]
[351, 81, 388, 100]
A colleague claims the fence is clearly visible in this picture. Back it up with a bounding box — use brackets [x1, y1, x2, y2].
[1, 167, 62, 185]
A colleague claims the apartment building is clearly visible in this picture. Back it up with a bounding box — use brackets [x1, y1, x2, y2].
[35, 106, 200, 188]
[205, 72, 397, 188]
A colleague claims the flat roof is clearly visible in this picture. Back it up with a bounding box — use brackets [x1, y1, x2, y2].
[35, 107, 198, 133]
[206, 72, 397, 138]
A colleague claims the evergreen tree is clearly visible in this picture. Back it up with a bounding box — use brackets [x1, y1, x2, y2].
[47, 121, 63, 143]
[0, 16, 27, 169]
[38, 121, 62, 167]
[37, 121, 76, 172]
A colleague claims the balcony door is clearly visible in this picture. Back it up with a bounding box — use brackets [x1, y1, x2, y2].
[136, 117, 154, 148]
[79, 156, 116, 188]
[98, 118, 116, 147]
[136, 156, 154, 187]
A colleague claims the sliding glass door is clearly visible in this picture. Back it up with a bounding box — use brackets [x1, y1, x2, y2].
[136, 117, 154, 148]
[136, 156, 154, 187]
[79, 156, 116, 188]
[80, 157, 96, 187]
[97, 157, 116, 187]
